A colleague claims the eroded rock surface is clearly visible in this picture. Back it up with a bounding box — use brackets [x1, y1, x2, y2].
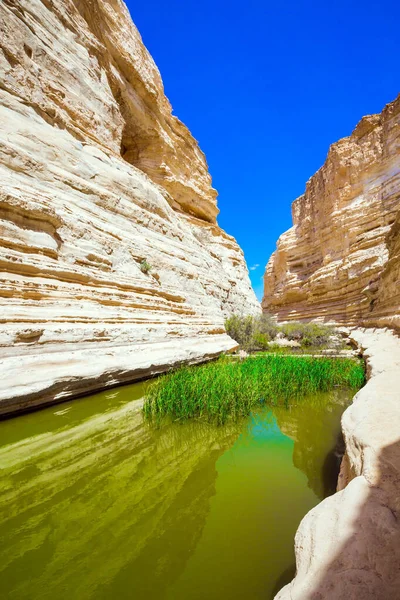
[263, 96, 400, 329]
[275, 328, 400, 599]
[0, 0, 259, 414]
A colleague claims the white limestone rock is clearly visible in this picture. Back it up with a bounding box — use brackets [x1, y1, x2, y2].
[0, 0, 260, 414]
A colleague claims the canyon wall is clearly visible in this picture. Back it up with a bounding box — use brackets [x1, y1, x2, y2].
[263, 96, 400, 330]
[264, 96, 400, 599]
[0, 0, 259, 415]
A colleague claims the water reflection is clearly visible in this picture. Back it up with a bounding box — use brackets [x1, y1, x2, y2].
[0, 385, 353, 599]
[274, 389, 348, 499]
[0, 399, 241, 599]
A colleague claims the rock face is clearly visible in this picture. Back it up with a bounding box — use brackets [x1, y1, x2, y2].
[276, 328, 400, 600]
[263, 96, 400, 330]
[263, 93, 400, 599]
[0, 0, 259, 415]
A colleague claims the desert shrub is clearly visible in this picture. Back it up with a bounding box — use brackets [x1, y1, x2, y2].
[252, 333, 270, 349]
[280, 322, 334, 346]
[225, 313, 278, 350]
[300, 323, 334, 347]
[257, 313, 279, 340]
[140, 259, 152, 274]
[279, 322, 305, 340]
[225, 315, 256, 349]
[225, 315, 335, 351]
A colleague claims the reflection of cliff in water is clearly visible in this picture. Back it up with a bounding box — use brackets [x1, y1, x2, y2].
[274, 389, 352, 499]
[0, 401, 241, 599]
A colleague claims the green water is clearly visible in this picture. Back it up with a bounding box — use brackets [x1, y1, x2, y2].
[0, 383, 353, 600]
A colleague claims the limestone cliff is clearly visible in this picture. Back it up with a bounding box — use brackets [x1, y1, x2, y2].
[264, 96, 400, 599]
[263, 95, 400, 329]
[0, 0, 259, 415]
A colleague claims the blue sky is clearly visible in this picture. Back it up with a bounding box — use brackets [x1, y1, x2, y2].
[126, 0, 399, 300]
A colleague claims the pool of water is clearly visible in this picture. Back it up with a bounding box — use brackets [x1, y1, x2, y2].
[0, 383, 353, 599]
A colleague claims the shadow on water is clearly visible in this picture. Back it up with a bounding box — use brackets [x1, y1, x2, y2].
[271, 564, 297, 599]
[274, 388, 348, 500]
[271, 390, 349, 597]
[274, 438, 400, 599]
[321, 429, 345, 497]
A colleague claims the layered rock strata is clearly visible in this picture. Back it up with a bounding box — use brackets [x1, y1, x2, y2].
[0, 0, 259, 415]
[276, 328, 400, 600]
[263, 96, 400, 330]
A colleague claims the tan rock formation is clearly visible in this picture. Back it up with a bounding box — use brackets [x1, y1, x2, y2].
[264, 92, 400, 599]
[275, 328, 400, 600]
[0, 0, 259, 415]
[263, 96, 400, 330]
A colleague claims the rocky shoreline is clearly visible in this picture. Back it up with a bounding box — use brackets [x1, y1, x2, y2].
[275, 327, 400, 599]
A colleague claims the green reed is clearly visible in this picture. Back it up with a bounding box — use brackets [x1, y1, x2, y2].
[143, 356, 365, 425]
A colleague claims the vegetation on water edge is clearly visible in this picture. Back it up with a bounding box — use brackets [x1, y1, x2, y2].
[225, 314, 340, 351]
[143, 356, 365, 425]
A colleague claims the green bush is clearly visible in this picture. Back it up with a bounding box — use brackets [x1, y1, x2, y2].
[225, 313, 278, 350]
[279, 323, 304, 341]
[277, 322, 334, 346]
[301, 323, 334, 347]
[225, 314, 334, 351]
[225, 315, 256, 349]
[252, 333, 270, 349]
[140, 259, 152, 274]
[257, 313, 279, 340]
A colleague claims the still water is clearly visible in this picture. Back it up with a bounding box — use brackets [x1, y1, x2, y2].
[0, 383, 353, 599]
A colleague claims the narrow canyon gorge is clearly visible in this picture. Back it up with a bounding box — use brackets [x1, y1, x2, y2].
[0, 2, 399, 600]
[0, 0, 259, 415]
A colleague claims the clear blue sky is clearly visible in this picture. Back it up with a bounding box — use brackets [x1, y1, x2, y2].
[126, 0, 399, 300]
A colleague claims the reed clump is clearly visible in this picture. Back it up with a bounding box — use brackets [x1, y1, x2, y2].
[143, 356, 365, 425]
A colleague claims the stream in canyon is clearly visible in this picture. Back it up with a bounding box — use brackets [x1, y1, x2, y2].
[0, 382, 354, 599]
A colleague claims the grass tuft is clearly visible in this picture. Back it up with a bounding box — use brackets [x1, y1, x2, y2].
[143, 356, 365, 425]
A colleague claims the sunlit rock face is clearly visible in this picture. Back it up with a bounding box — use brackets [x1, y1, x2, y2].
[264, 98, 400, 598]
[263, 95, 400, 330]
[0, 0, 260, 415]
